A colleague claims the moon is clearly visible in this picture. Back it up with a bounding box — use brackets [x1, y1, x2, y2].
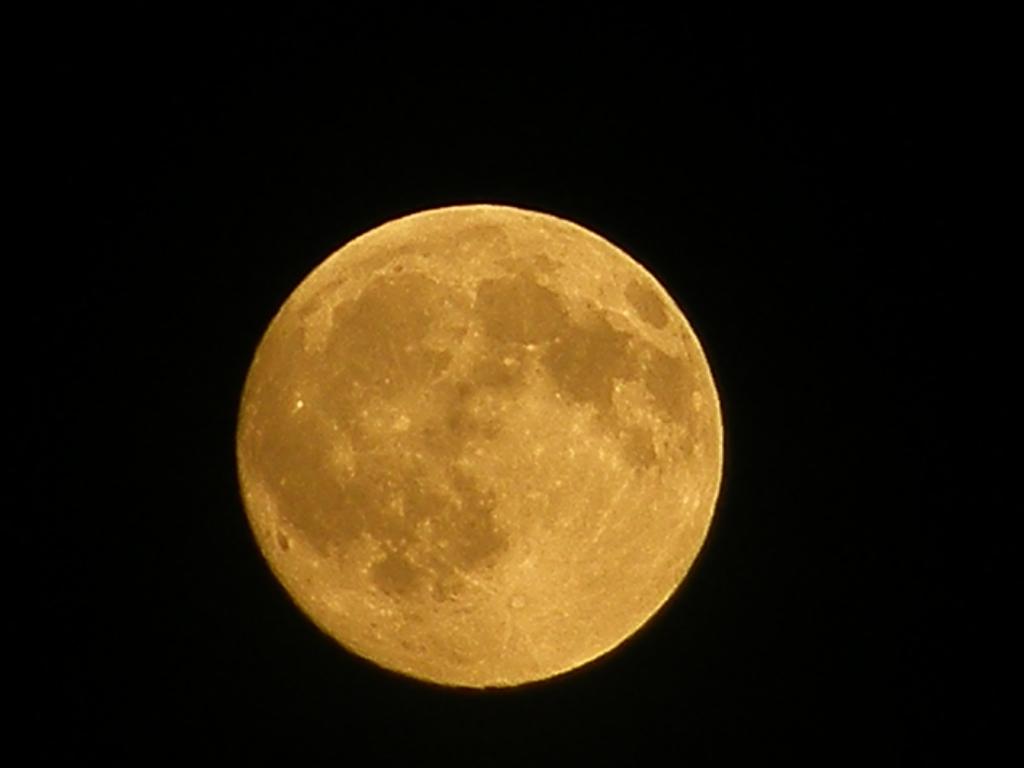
[236, 204, 723, 687]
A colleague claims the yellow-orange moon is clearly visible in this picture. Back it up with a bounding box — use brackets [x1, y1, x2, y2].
[236, 205, 723, 687]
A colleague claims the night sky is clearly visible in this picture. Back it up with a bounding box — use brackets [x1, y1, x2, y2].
[26, 8, 997, 763]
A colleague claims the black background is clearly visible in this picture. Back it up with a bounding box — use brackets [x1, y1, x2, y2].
[26, 7, 997, 764]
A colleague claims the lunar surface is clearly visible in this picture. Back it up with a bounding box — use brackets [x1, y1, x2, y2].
[236, 205, 723, 687]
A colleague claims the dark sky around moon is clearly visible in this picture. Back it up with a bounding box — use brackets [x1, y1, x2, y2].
[23, 7, 1000, 764]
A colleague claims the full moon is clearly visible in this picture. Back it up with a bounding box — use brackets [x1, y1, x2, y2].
[236, 205, 723, 687]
